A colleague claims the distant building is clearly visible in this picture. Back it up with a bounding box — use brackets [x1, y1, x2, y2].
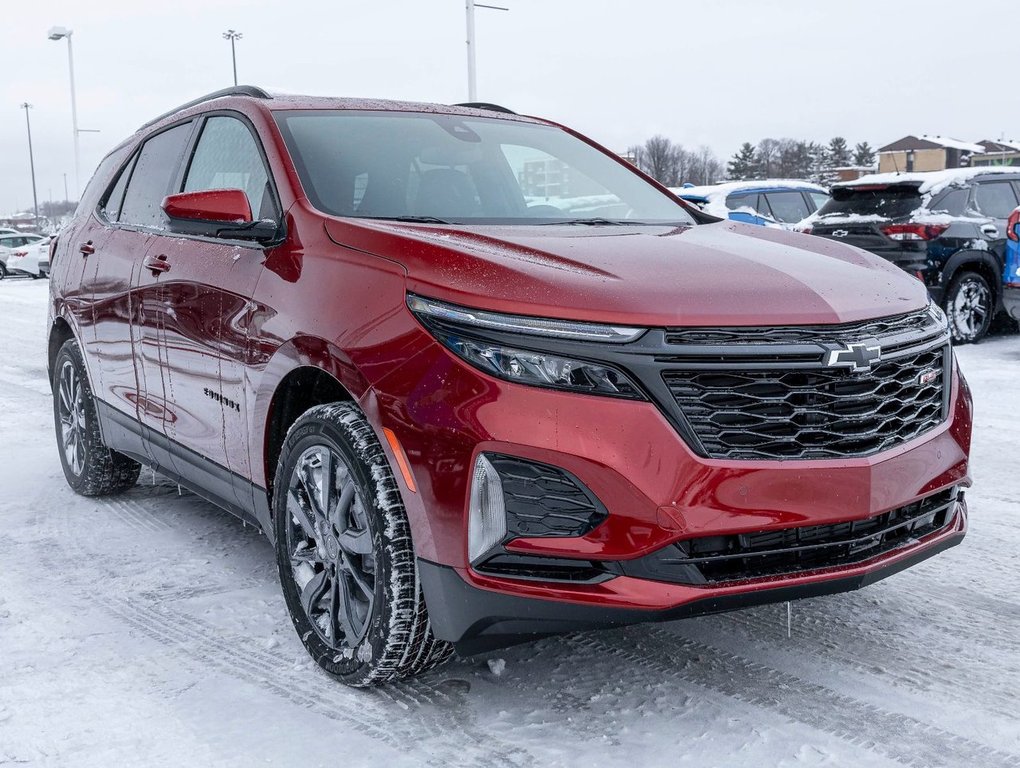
[829, 166, 875, 182]
[973, 139, 1020, 167]
[877, 135, 985, 173]
[518, 158, 603, 198]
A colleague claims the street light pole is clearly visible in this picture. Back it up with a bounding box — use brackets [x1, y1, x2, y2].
[48, 26, 82, 198]
[465, 1, 508, 102]
[21, 103, 40, 226]
[223, 30, 243, 86]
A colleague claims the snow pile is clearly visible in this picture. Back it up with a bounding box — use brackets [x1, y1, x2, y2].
[837, 166, 1018, 195]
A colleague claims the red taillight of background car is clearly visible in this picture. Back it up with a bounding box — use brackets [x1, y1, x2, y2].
[11, 250, 28, 259]
[1007, 209, 1020, 243]
[881, 223, 949, 242]
[799, 226, 813, 235]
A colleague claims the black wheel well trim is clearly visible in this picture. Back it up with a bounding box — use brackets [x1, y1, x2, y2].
[263, 365, 355, 512]
[47, 317, 76, 386]
[941, 251, 1003, 304]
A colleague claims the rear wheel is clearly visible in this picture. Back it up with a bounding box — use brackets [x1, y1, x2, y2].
[0, 263, 7, 280]
[52, 339, 141, 495]
[945, 271, 993, 344]
[273, 403, 453, 686]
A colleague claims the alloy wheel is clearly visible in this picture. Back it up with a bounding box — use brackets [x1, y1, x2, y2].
[284, 444, 377, 650]
[950, 278, 991, 341]
[57, 360, 87, 476]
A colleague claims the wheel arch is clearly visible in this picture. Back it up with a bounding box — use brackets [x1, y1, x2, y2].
[47, 316, 76, 387]
[941, 250, 1003, 307]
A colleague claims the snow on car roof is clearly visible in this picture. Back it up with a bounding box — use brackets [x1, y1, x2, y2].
[915, 135, 986, 153]
[837, 166, 1019, 195]
[669, 179, 828, 201]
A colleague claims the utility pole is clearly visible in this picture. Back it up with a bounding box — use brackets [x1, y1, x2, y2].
[223, 30, 243, 86]
[465, 1, 508, 101]
[21, 103, 40, 225]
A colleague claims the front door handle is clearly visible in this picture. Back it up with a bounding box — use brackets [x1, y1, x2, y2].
[79, 241, 95, 256]
[143, 253, 171, 276]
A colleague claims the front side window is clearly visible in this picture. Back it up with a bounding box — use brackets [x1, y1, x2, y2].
[183, 116, 275, 219]
[119, 122, 193, 229]
[973, 181, 1019, 219]
[763, 191, 811, 223]
[274, 110, 695, 225]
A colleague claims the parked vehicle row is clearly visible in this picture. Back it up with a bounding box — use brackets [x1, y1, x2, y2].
[48, 87, 971, 686]
[0, 232, 48, 279]
[670, 180, 829, 228]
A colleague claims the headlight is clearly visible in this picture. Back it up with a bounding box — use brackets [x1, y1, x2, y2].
[408, 294, 646, 399]
[441, 334, 643, 397]
[928, 299, 948, 329]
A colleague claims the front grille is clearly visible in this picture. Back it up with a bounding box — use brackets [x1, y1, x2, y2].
[663, 346, 946, 459]
[622, 487, 959, 585]
[658, 308, 950, 460]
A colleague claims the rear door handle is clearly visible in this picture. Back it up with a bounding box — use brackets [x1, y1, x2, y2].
[981, 224, 999, 238]
[143, 253, 171, 276]
[79, 241, 95, 256]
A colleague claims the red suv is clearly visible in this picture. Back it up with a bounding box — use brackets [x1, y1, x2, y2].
[48, 87, 972, 686]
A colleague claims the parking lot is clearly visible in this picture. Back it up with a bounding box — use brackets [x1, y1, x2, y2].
[1, 277, 1017, 767]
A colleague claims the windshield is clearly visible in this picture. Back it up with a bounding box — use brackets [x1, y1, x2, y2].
[274, 110, 696, 225]
[817, 184, 923, 219]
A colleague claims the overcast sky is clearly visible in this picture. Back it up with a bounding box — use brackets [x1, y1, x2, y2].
[1, 0, 1015, 214]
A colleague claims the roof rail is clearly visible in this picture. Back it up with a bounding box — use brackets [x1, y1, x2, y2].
[453, 101, 516, 115]
[139, 85, 273, 130]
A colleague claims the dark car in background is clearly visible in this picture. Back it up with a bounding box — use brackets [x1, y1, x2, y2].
[803, 168, 1020, 343]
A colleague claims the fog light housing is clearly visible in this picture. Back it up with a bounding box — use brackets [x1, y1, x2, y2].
[468, 454, 507, 563]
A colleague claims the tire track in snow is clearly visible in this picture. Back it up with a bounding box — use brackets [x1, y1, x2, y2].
[39, 484, 534, 768]
[557, 629, 1019, 768]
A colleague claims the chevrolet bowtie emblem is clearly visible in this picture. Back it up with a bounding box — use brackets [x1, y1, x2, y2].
[826, 342, 882, 373]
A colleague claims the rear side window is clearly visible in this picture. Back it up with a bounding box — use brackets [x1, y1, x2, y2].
[808, 191, 830, 211]
[928, 188, 970, 217]
[183, 116, 277, 219]
[763, 191, 811, 223]
[819, 185, 923, 219]
[119, 122, 193, 229]
[973, 181, 1019, 219]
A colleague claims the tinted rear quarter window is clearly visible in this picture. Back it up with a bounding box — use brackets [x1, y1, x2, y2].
[819, 185, 923, 219]
[101, 153, 138, 223]
[120, 122, 193, 229]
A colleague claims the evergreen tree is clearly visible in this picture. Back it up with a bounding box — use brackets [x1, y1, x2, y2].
[807, 141, 828, 183]
[853, 141, 876, 167]
[727, 142, 758, 180]
[826, 137, 853, 168]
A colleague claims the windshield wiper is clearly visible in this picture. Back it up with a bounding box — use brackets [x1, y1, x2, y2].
[363, 215, 453, 224]
[540, 217, 628, 226]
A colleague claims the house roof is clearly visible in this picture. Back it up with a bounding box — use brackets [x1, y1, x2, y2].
[878, 135, 985, 154]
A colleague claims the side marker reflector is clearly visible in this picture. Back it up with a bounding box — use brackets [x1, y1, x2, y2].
[382, 427, 417, 493]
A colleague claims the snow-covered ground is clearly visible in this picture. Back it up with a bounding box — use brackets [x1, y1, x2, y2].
[1, 278, 1018, 768]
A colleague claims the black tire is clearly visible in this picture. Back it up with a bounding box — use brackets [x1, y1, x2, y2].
[52, 338, 141, 495]
[0, 263, 7, 280]
[273, 403, 453, 686]
[945, 271, 993, 344]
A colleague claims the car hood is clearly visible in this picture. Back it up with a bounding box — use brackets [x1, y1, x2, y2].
[323, 218, 928, 327]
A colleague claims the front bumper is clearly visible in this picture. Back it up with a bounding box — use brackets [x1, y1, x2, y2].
[422, 499, 967, 654]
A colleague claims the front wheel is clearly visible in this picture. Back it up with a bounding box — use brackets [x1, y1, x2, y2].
[52, 338, 141, 495]
[945, 271, 993, 344]
[273, 403, 452, 686]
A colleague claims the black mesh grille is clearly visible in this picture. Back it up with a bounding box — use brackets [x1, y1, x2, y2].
[623, 488, 959, 585]
[662, 345, 947, 460]
[488, 455, 608, 538]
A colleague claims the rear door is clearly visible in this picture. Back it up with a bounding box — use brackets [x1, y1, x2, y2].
[95, 121, 196, 465]
[142, 112, 281, 514]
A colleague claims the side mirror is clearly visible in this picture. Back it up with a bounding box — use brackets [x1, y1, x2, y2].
[162, 189, 279, 242]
